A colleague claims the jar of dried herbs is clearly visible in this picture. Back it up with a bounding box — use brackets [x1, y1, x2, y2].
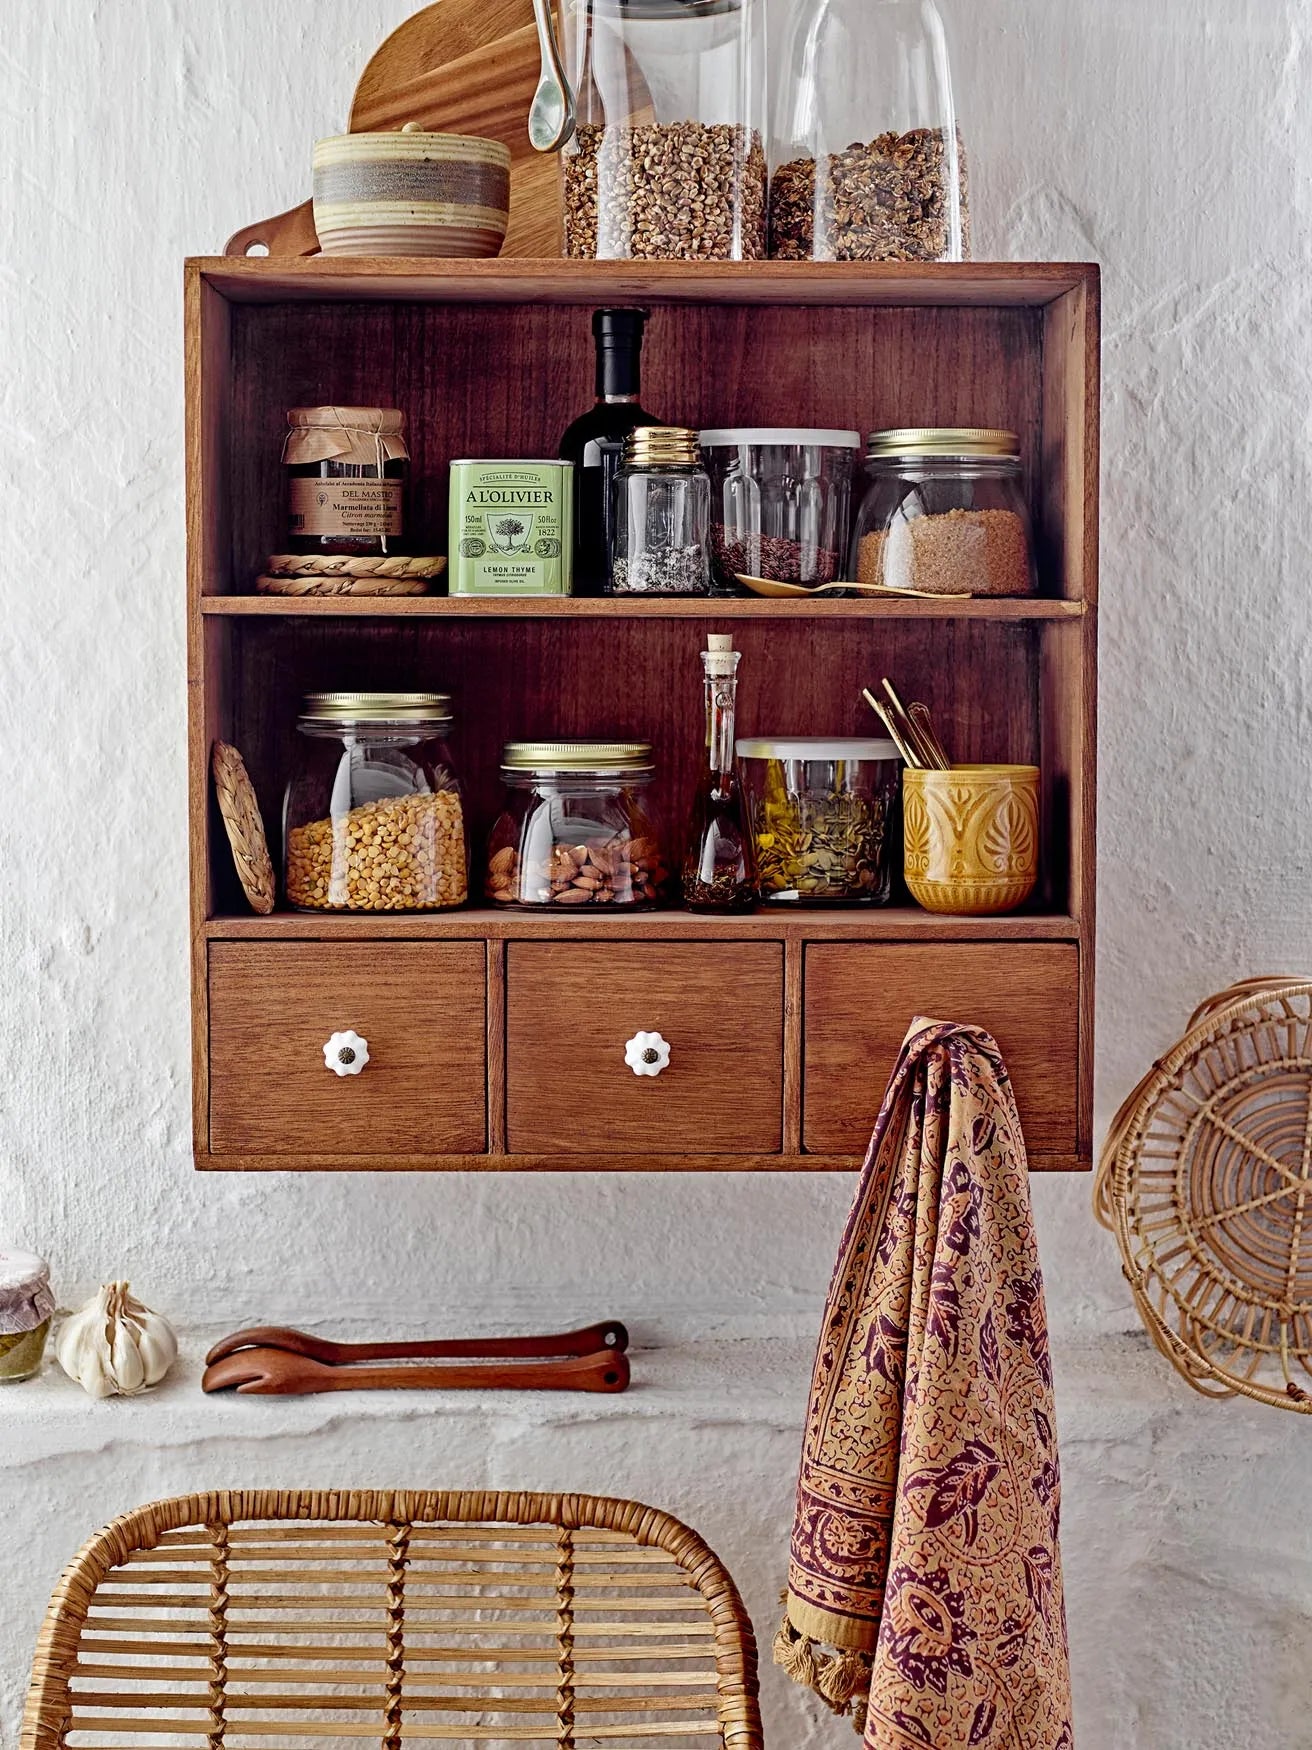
[737, 737, 900, 904]
[610, 428, 711, 596]
[0, 1250, 55, 1383]
[283, 406, 410, 558]
[771, 0, 969, 262]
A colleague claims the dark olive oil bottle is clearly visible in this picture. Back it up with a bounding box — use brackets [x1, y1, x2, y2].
[560, 308, 661, 594]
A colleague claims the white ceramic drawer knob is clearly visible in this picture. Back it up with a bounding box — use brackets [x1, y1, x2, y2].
[625, 1031, 671, 1077]
[324, 1030, 370, 1077]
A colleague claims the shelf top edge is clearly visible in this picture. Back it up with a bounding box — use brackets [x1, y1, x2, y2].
[199, 595, 1087, 621]
[188, 257, 1101, 309]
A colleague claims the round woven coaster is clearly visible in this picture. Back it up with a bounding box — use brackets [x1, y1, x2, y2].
[212, 742, 276, 915]
[259, 554, 447, 594]
[256, 573, 432, 597]
[1096, 976, 1312, 1413]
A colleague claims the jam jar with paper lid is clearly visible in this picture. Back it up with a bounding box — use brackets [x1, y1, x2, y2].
[771, 0, 969, 262]
[283, 406, 410, 558]
[852, 429, 1038, 598]
[485, 743, 668, 908]
[283, 693, 468, 912]
[0, 1250, 54, 1383]
[562, 0, 768, 261]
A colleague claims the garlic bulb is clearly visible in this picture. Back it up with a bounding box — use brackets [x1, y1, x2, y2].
[56, 1283, 178, 1399]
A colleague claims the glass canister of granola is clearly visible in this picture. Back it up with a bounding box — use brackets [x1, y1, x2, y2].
[770, 0, 969, 262]
[283, 693, 468, 912]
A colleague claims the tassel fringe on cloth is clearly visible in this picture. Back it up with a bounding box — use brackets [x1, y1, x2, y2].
[775, 1018, 1073, 1749]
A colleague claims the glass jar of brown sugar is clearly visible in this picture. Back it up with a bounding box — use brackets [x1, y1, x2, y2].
[283, 406, 410, 558]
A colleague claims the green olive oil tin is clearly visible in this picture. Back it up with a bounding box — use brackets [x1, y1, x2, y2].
[449, 461, 574, 596]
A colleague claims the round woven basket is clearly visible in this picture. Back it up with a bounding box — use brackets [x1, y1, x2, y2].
[1096, 976, 1312, 1412]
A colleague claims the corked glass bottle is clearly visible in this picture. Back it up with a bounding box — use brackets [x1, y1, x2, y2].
[683, 633, 753, 912]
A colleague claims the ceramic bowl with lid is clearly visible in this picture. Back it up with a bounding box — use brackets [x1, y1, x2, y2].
[701, 428, 862, 591]
[737, 736, 900, 903]
[313, 129, 511, 258]
[485, 742, 668, 908]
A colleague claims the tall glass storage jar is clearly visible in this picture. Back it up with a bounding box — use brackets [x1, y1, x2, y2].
[562, 0, 768, 260]
[770, 0, 968, 262]
[284, 693, 468, 912]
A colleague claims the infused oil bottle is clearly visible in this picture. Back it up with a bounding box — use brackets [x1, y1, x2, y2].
[683, 634, 754, 912]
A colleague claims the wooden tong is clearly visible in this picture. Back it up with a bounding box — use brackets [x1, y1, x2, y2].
[202, 1319, 631, 1397]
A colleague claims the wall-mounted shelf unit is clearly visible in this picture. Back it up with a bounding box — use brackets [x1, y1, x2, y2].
[186, 258, 1098, 1174]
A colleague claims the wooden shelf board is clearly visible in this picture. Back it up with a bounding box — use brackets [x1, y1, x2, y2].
[198, 1149, 1088, 1174]
[201, 594, 1087, 622]
[192, 257, 1099, 309]
[202, 907, 1083, 944]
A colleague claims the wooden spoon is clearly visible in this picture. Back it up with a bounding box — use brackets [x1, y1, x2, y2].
[226, 0, 566, 260]
[206, 1318, 629, 1367]
[735, 573, 969, 601]
[203, 1345, 631, 1396]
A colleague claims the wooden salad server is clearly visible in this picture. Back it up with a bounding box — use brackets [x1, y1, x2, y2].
[206, 1318, 629, 1367]
[203, 1345, 631, 1396]
[225, 0, 565, 261]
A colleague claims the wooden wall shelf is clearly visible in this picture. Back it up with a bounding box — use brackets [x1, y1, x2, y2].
[186, 257, 1099, 1175]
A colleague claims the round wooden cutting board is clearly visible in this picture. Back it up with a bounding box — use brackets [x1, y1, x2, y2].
[226, 0, 562, 259]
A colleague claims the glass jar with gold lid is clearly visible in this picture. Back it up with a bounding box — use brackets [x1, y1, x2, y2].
[851, 428, 1037, 597]
[610, 427, 712, 595]
[283, 693, 468, 912]
[485, 742, 668, 908]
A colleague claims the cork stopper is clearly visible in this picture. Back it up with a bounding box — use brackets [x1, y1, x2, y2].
[702, 632, 739, 678]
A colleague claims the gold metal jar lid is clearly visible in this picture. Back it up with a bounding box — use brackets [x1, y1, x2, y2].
[299, 691, 453, 727]
[623, 426, 702, 467]
[502, 741, 654, 775]
[866, 428, 1020, 460]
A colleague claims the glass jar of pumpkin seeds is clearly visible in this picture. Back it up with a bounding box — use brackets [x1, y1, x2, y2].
[737, 737, 900, 903]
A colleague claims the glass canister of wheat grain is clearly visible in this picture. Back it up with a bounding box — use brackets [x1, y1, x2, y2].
[562, 0, 768, 261]
[771, 0, 969, 262]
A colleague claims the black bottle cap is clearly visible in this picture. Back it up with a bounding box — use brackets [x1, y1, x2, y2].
[594, 307, 649, 397]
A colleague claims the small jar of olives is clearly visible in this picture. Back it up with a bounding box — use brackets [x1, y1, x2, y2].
[0, 1249, 55, 1383]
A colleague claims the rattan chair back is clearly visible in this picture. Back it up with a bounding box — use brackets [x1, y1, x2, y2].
[1096, 976, 1312, 1412]
[20, 1489, 762, 1750]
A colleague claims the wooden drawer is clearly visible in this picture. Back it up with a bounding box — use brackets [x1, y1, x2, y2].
[506, 943, 783, 1154]
[803, 943, 1079, 1156]
[209, 943, 486, 1156]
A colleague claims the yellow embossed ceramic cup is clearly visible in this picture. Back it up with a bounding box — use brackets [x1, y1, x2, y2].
[903, 765, 1040, 915]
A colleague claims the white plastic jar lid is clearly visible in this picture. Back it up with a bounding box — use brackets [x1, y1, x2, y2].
[699, 429, 862, 449]
[736, 737, 899, 761]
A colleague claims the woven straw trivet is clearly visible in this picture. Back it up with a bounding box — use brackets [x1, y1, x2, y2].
[1096, 976, 1312, 1413]
[212, 742, 276, 915]
[257, 554, 447, 596]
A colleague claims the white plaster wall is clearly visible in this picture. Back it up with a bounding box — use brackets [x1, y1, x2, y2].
[2, 2, 1312, 1746]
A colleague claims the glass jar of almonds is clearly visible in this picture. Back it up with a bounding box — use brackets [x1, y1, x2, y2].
[485, 743, 668, 909]
[283, 693, 468, 912]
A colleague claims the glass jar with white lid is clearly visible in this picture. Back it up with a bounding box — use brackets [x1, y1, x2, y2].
[737, 736, 901, 903]
[700, 428, 862, 591]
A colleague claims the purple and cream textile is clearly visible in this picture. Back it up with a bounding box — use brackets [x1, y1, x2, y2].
[775, 1018, 1073, 1749]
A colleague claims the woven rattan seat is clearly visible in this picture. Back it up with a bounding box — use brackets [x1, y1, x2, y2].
[20, 1489, 762, 1750]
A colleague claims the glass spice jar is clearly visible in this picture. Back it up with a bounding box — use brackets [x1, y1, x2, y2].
[700, 428, 862, 591]
[0, 1250, 55, 1383]
[283, 406, 410, 558]
[851, 429, 1038, 598]
[610, 427, 711, 596]
[485, 743, 668, 908]
[283, 693, 468, 912]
